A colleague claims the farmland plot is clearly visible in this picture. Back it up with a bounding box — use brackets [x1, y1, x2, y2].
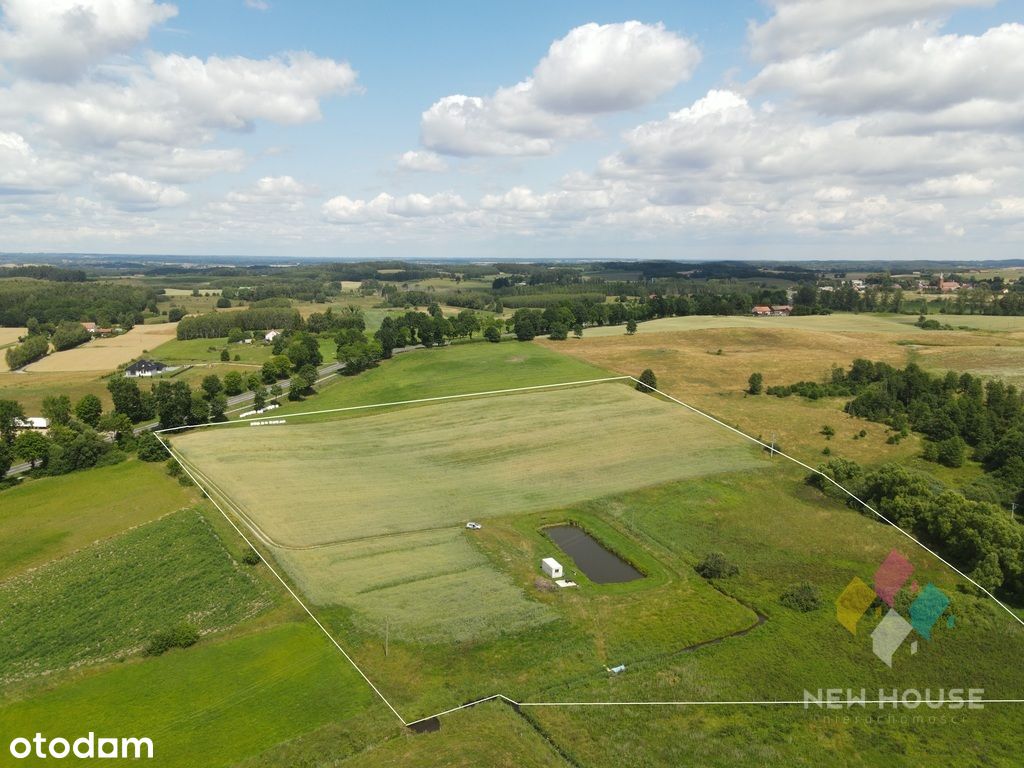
[24, 322, 179, 372]
[173, 382, 760, 547]
[172, 381, 762, 642]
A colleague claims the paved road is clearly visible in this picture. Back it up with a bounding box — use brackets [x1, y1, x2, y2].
[6, 348, 414, 477]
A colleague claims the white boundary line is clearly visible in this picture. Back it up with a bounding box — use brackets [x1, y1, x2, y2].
[154, 431, 408, 726]
[157, 374, 1024, 728]
[630, 377, 1024, 630]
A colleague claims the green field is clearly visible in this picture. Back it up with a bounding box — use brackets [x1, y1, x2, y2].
[150, 335, 335, 367]
[7, 324, 1024, 765]
[0, 623, 377, 768]
[0, 459, 198, 580]
[277, 341, 612, 415]
[175, 383, 761, 547]
[0, 509, 273, 683]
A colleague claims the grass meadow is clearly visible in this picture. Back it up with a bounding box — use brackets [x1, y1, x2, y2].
[240, 699, 570, 768]
[0, 623, 377, 768]
[0, 459, 197, 581]
[173, 383, 761, 547]
[0, 508, 273, 683]
[0, 369, 114, 413]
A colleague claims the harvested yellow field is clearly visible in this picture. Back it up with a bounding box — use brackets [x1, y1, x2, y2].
[24, 323, 179, 372]
[0, 327, 27, 348]
[539, 326, 926, 467]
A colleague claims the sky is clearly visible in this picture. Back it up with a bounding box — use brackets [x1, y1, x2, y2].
[1, 0, 1023, 260]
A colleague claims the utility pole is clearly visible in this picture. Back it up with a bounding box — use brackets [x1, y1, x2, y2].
[384, 616, 389, 658]
[770, 431, 777, 458]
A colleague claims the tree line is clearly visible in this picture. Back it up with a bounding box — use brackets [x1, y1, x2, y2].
[175, 308, 303, 339]
[0, 279, 154, 326]
[755, 360, 1024, 595]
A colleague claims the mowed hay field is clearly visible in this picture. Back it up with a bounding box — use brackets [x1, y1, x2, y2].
[0, 369, 113, 413]
[276, 529, 556, 643]
[174, 382, 762, 547]
[24, 322, 179, 372]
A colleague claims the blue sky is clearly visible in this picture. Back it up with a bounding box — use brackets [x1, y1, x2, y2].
[1, 0, 1023, 259]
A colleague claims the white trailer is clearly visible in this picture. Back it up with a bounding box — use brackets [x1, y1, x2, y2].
[541, 557, 563, 579]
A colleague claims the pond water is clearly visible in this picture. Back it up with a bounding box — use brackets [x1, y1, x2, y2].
[545, 525, 644, 584]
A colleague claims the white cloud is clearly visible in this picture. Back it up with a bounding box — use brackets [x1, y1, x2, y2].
[148, 52, 358, 129]
[0, 131, 80, 192]
[420, 21, 699, 157]
[226, 175, 318, 206]
[751, 23, 1024, 117]
[244, 0, 269, 10]
[0, 0, 177, 81]
[747, 0, 995, 61]
[95, 171, 187, 208]
[531, 21, 701, 114]
[397, 149, 448, 172]
[909, 174, 993, 198]
[322, 191, 466, 223]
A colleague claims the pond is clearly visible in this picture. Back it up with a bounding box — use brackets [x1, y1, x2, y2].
[545, 525, 644, 584]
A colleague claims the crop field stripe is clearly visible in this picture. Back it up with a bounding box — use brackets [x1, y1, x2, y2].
[153, 374, 634, 434]
[630, 377, 1024, 630]
[152, 432, 409, 726]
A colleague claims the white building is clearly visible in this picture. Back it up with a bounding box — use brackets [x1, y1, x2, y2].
[541, 557, 563, 579]
[264, 329, 281, 342]
[15, 417, 49, 430]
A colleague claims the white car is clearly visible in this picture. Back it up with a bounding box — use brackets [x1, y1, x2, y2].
[465, 522, 482, 530]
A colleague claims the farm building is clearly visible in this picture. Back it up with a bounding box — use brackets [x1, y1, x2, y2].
[124, 359, 167, 378]
[264, 329, 282, 342]
[541, 558, 563, 579]
[752, 305, 792, 317]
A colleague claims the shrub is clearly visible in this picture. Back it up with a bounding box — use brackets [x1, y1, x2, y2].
[144, 623, 200, 656]
[780, 582, 823, 612]
[136, 432, 166, 462]
[51, 320, 92, 351]
[483, 325, 501, 343]
[747, 372, 764, 395]
[695, 552, 739, 579]
[5, 334, 49, 370]
[241, 547, 262, 566]
[635, 368, 657, 393]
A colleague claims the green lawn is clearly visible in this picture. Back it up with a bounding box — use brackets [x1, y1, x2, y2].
[0, 508, 274, 683]
[0, 622, 377, 768]
[0, 459, 197, 581]
[276, 340, 612, 416]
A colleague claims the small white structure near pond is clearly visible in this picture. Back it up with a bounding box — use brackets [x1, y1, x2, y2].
[541, 557, 563, 579]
